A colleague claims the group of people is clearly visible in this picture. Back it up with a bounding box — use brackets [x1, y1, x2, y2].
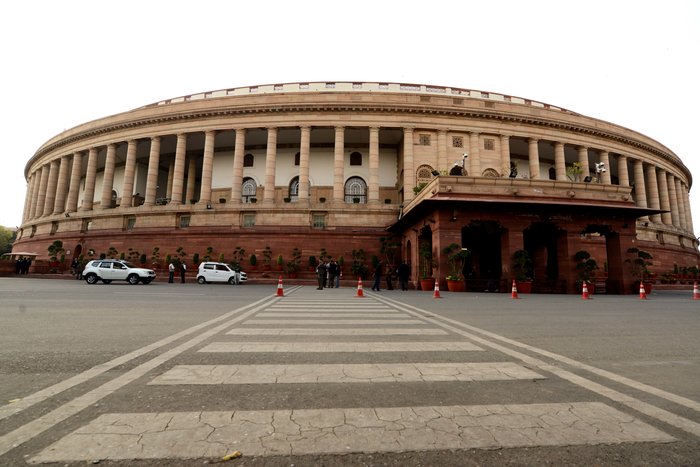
[315, 258, 341, 289]
[372, 260, 411, 292]
[14, 257, 33, 274]
[168, 262, 187, 283]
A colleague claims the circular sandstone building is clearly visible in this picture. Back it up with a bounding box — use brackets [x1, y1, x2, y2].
[13, 81, 698, 293]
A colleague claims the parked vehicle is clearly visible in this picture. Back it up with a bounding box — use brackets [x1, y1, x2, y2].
[196, 262, 247, 284]
[83, 259, 156, 285]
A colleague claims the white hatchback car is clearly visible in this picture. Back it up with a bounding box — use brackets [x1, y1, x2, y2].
[83, 259, 156, 285]
[196, 262, 247, 284]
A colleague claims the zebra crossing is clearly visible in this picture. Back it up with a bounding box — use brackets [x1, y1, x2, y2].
[29, 288, 676, 463]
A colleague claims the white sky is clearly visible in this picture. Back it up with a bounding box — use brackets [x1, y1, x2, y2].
[1, 0, 698, 235]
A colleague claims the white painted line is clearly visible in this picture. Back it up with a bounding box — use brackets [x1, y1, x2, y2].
[0, 296, 281, 457]
[226, 328, 448, 336]
[30, 402, 674, 462]
[256, 312, 407, 318]
[149, 362, 544, 385]
[373, 294, 700, 437]
[199, 342, 483, 353]
[0, 295, 279, 422]
[244, 319, 425, 325]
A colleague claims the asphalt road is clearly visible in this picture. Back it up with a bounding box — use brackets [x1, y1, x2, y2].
[1, 277, 699, 466]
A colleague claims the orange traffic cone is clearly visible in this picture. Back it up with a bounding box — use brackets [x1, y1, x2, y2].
[693, 282, 700, 300]
[639, 281, 647, 300]
[511, 280, 519, 299]
[581, 282, 590, 300]
[276, 276, 284, 297]
[356, 277, 364, 297]
[433, 280, 442, 298]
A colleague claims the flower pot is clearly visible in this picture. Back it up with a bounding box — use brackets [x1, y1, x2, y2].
[446, 279, 465, 292]
[515, 280, 532, 294]
[419, 278, 435, 291]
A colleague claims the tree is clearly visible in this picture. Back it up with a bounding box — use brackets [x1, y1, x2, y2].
[0, 226, 15, 255]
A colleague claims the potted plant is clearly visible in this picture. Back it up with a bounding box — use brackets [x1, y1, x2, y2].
[308, 255, 317, 272]
[512, 249, 533, 293]
[192, 253, 200, 267]
[626, 247, 653, 293]
[47, 240, 64, 271]
[276, 254, 284, 271]
[418, 242, 435, 291]
[151, 247, 161, 269]
[574, 250, 598, 294]
[262, 246, 272, 270]
[249, 254, 257, 270]
[442, 243, 470, 292]
[286, 248, 302, 278]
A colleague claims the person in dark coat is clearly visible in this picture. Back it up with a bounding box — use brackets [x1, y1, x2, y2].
[397, 261, 410, 291]
[316, 262, 327, 290]
[371, 261, 382, 291]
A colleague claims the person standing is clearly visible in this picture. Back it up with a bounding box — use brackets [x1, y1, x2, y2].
[180, 262, 187, 283]
[397, 261, 410, 291]
[327, 258, 338, 288]
[316, 261, 327, 290]
[371, 260, 382, 291]
[168, 262, 175, 283]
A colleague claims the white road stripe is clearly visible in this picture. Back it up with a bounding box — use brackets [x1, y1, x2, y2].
[149, 362, 544, 385]
[198, 342, 483, 352]
[244, 319, 425, 325]
[256, 312, 407, 318]
[29, 402, 674, 463]
[226, 328, 448, 335]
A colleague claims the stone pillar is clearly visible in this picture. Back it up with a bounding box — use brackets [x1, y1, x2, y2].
[66, 151, 83, 213]
[30, 167, 45, 219]
[368, 126, 380, 204]
[35, 165, 50, 217]
[186, 158, 197, 204]
[165, 159, 175, 199]
[645, 164, 661, 223]
[656, 169, 672, 225]
[617, 154, 630, 187]
[577, 146, 590, 178]
[27, 170, 38, 219]
[528, 138, 539, 179]
[42, 161, 60, 216]
[468, 132, 479, 176]
[403, 127, 415, 202]
[500, 134, 510, 178]
[100, 143, 117, 209]
[554, 142, 566, 181]
[437, 130, 448, 174]
[667, 174, 680, 227]
[199, 131, 215, 205]
[81, 148, 98, 211]
[332, 126, 345, 203]
[121, 140, 137, 208]
[22, 175, 34, 222]
[231, 128, 246, 203]
[683, 183, 694, 234]
[298, 126, 311, 204]
[52, 155, 71, 214]
[170, 133, 187, 205]
[632, 160, 648, 218]
[263, 127, 278, 205]
[675, 178, 687, 230]
[598, 150, 612, 184]
[144, 137, 161, 207]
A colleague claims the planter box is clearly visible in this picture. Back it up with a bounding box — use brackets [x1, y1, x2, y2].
[446, 279, 465, 292]
[516, 280, 533, 294]
[419, 278, 435, 291]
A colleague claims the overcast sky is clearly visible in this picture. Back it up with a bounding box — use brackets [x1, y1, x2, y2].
[1, 0, 698, 235]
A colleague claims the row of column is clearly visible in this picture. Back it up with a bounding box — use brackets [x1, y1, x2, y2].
[22, 128, 694, 234]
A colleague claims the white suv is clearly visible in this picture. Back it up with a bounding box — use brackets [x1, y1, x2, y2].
[83, 259, 156, 285]
[196, 262, 247, 284]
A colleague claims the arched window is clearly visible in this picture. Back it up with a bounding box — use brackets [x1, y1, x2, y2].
[449, 164, 465, 176]
[243, 153, 254, 167]
[294, 152, 300, 166]
[416, 165, 434, 184]
[350, 151, 363, 166]
[289, 176, 299, 200]
[482, 168, 500, 178]
[344, 176, 367, 203]
[242, 177, 257, 203]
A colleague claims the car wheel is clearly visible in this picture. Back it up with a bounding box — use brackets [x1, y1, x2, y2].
[228, 277, 237, 285]
[102, 279, 112, 284]
[127, 274, 140, 285]
[85, 274, 98, 285]
[197, 276, 206, 284]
